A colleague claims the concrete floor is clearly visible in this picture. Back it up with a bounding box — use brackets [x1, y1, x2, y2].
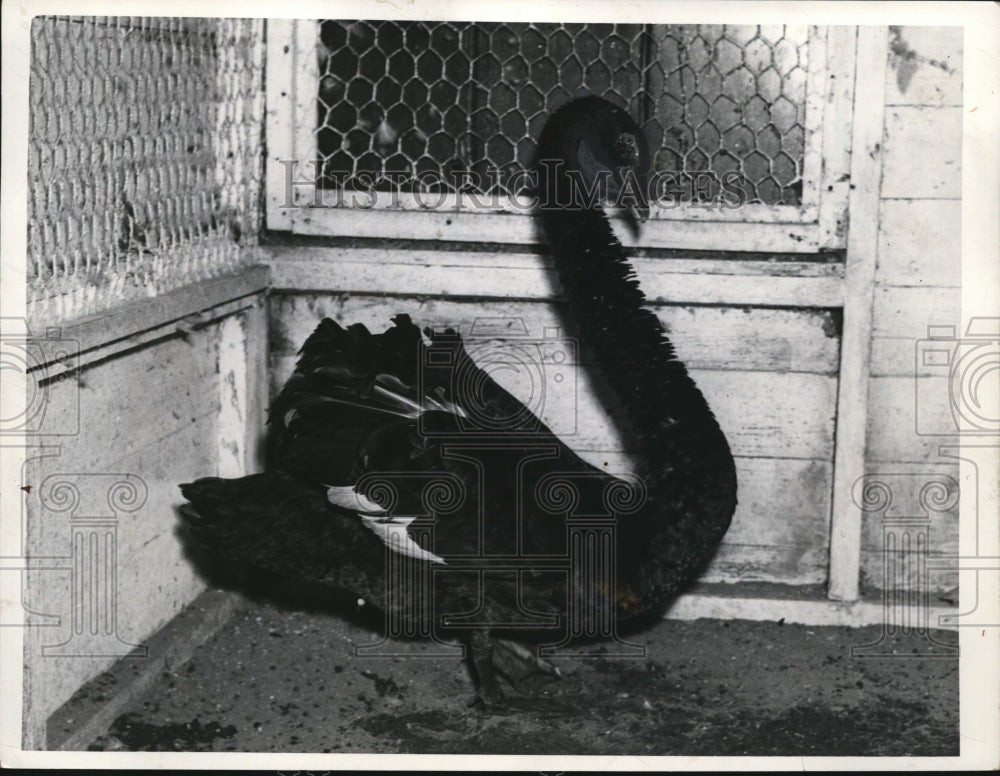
[78, 591, 959, 756]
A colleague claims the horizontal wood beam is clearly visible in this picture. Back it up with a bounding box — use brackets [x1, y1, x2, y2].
[29, 266, 271, 375]
[265, 246, 844, 308]
[288, 206, 832, 253]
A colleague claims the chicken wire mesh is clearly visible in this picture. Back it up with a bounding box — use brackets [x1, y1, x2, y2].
[27, 16, 265, 325]
[316, 22, 810, 206]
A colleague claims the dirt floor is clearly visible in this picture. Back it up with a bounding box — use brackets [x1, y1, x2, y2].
[83, 593, 959, 756]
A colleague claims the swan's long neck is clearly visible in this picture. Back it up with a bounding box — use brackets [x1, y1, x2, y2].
[540, 200, 737, 605]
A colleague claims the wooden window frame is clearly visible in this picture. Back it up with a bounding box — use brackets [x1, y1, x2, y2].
[266, 21, 858, 254]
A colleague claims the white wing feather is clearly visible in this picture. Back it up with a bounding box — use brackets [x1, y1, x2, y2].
[359, 515, 447, 565]
[325, 485, 446, 564]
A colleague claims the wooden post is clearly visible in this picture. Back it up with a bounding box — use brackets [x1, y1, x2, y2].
[264, 19, 295, 231]
[827, 26, 889, 602]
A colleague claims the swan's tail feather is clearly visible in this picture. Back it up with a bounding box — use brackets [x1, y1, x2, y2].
[178, 473, 384, 582]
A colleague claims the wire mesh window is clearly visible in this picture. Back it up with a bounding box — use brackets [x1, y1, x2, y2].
[27, 16, 265, 324]
[316, 22, 811, 206]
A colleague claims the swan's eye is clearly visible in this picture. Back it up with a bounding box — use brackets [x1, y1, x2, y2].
[615, 133, 640, 165]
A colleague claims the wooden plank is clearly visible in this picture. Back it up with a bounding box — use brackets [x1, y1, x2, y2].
[870, 283, 961, 375]
[292, 19, 319, 200]
[243, 299, 269, 474]
[270, 294, 841, 375]
[267, 244, 845, 278]
[859, 550, 959, 595]
[704, 545, 829, 586]
[22, 413, 222, 749]
[291, 205, 828, 253]
[871, 319, 964, 379]
[297, 188, 817, 225]
[876, 198, 961, 288]
[35, 322, 220, 474]
[700, 457, 834, 587]
[217, 315, 248, 479]
[696, 371, 835, 461]
[799, 26, 828, 216]
[269, 346, 835, 462]
[264, 19, 295, 231]
[266, 248, 845, 308]
[881, 106, 963, 200]
[41, 266, 270, 372]
[885, 26, 963, 107]
[828, 25, 889, 603]
[866, 375, 960, 463]
[93, 419, 224, 623]
[873, 284, 961, 340]
[665, 594, 956, 630]
[817, 25, 857, 249]
[723, 458, 832, 550]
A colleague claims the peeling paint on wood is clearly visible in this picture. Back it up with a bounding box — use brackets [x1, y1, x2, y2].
[217, 314, 248, 479]
[887, 26, 962, 107]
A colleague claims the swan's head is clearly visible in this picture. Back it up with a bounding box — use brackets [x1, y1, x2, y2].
[535, 96, 651, 224]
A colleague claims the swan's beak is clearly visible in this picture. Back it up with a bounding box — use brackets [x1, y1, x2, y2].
[616, 167, 649, 226]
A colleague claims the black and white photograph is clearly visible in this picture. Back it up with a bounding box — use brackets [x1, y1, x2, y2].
[1, 0, 997, 769]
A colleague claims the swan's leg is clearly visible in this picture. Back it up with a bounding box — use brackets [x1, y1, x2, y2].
[467, 629, 505, 707]
[491, 637, 561, 683]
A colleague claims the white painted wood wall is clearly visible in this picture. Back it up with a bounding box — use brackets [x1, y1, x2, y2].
[861, 26, 962, 592]
[18, 273, 269, 748]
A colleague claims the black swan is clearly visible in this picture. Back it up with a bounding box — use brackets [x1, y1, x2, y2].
[180, 96, 738, 704]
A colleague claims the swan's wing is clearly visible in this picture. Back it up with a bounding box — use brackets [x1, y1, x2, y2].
[268, 315, 455, 483]
[267, 314, 606, 565]
[269, 315, 570, 483]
